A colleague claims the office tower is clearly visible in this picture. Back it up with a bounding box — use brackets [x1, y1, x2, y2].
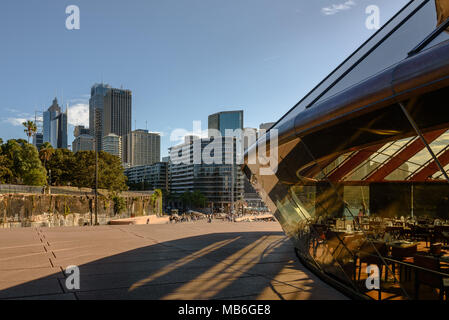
[72, 134, 94, 153]
[102, 133, 122, 160]
[124, 129, 160, 167]
[89, 83, 132, 152]
[208, 110, 243, 137]
[73, 125, 90, 137]
[43, 97, 68, 149]
[32, 133, 44, 150]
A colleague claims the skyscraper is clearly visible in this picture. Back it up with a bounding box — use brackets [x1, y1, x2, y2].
[89, 83, 132, 152]
[43, 98, 68, 149]
[208, 110, 243, 137]
[103, 133, 122, 160]
[124, 129, 160, 167]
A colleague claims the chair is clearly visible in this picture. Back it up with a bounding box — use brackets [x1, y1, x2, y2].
[357, 240, 388, 300]
[335, 234, 364, 283]
[389, 244, 417, 282]
[414, 254, 449, 300]
[411, 225, 431, 247]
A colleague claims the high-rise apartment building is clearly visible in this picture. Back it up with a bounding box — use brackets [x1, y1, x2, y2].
[124, 129, 160, 167]
[43, 98, 68, 149]
[168, 136, 244, 210]
[124, 162, 168, 191]
[89, 83, 132, 153]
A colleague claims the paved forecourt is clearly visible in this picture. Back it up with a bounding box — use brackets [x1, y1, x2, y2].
[0, 221, 347, 300]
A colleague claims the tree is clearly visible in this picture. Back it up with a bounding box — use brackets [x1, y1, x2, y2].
[46, 148, 76, 186]
[180, 191, 193, 209]
[22, 120, 37, 144]
[0, 139, 46, 185]
[0, 154, 13, 184]
[73, 151, 128, 191]
[39, 142, 54, 172]
[180, 191, 207, 209]
[151, 189, 163, 214]
[191, 190, 207, 208]
[110, 193, 126, 215]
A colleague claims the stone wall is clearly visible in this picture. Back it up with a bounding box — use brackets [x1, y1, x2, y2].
[0, 192, 161, 228]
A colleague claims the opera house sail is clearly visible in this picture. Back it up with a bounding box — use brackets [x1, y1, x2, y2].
[244, 0, 449, 300]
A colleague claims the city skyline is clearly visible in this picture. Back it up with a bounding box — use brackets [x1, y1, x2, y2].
[0, 0, 409, 157]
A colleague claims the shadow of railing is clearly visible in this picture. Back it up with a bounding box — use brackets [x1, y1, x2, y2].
[0, 231, 344, 300]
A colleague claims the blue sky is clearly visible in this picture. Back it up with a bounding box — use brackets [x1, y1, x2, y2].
[0, 0, 408, 156]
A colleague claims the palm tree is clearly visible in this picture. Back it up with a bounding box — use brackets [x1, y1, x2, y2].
[22, 120, 37, 144]
[39, 142, 54, 171]
[151, 189, 163, 215]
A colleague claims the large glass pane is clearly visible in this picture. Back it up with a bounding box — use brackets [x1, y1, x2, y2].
[271, 0, 432, 132]
[317, 0, 438, 103]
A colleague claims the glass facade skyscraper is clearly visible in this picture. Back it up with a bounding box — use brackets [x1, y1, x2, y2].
[89, 83, 132, 153]
[208, 110, 243, 137]
[42, 98, 67, 149]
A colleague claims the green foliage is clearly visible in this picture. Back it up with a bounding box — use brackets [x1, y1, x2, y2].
[0, 139, 47, 186]
[0, 154, 13, 184]
[111, 194, 126, 215]
[0, 138, 127, 192]
[127, 180, 153, 191]
[72, 151, 128, 191]
[39, 142, 54, 174]
[46, 148, 76, 186]
[22, 120, 37, 143]
[180, 190, 207, 208]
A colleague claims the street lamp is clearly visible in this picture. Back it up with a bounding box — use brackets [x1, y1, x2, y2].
[93, 109, 99, 226]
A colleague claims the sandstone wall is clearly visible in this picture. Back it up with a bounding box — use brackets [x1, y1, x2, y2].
[0, 192, 160, 228]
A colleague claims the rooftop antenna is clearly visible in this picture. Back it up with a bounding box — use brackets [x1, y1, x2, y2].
[135, 120, 137, 131]
[145, 120, 147, 130]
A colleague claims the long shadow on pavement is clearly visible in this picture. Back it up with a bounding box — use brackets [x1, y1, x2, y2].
[0, 231, 346, 300]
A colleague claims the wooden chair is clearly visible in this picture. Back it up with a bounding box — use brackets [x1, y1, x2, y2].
[357, 241, 388, 300]
[389, 244, 417, 282]
[414, 254, 449, 300]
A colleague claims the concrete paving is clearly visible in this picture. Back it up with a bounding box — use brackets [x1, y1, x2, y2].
[0, 221, 348, 300]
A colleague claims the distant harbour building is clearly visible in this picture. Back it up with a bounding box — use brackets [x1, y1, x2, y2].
[102, 133, 122, 160]
[73, 125, 90, 137]
[124, 162, 168, 191]
[43, 98, 68, 149]
[72, 134, 94, 153]
[259, 122, 275, 131]
[89, 83, 132, 154]
[124, 129, 160, 167]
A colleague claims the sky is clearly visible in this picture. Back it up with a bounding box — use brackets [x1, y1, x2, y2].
[0, 0, 409, 156]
